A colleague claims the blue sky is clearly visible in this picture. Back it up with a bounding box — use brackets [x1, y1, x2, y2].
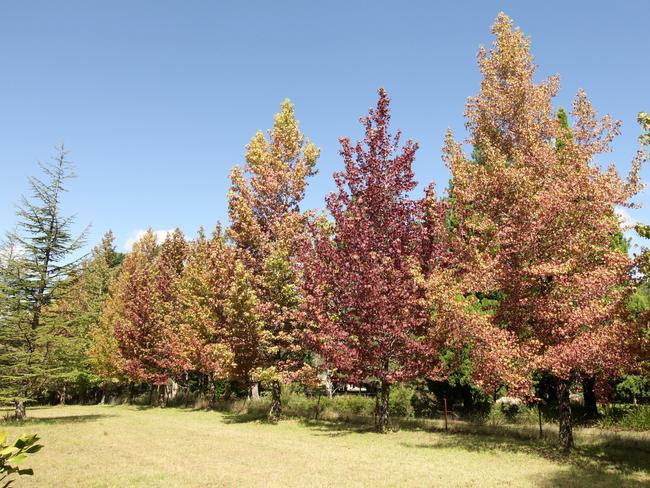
[1, 1, 649, 253]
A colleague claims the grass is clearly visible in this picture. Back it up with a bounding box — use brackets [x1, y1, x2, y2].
[1, 404, 649, 487]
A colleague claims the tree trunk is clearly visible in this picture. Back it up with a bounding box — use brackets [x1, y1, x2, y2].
[166, 379, 179, 403]
[582, 375, 598, 420]
[14, 400, 26, 421]
[324, 371, 334, 399]
[375, 380, 390, 433]
[248, 381, 260, 401]
[158, 384, 167, 408]
[557, 380, 574, 450]
[59, 384, 66, 405]
[269, 380, 282, 422]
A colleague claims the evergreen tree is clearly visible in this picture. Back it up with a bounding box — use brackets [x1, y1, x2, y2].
[0, 146, 88, 419]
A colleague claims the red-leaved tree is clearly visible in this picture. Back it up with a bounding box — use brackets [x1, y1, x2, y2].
[110, 229, 189, 404]
[300, 89, 477, 432]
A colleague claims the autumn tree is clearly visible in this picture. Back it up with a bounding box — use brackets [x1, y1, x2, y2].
[43, 230, 123, 403]
[175, 227, 252, 392]
[109, 229, 188, 404]
[0, 147, 87, 419]
[228, 99, 319, 421]
[445, 13, 644, 448]
[300, 89, 480, 432]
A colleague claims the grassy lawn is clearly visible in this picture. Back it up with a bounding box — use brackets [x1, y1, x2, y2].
[1, 405, 649, 487]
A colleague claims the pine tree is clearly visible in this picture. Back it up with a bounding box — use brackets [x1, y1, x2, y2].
[0, 146, 88, 419]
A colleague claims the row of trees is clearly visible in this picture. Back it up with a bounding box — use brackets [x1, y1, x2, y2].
[1, 14, 648, 450]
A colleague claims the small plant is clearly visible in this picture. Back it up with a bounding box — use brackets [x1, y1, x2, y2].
[0, 431, 43, 487]
[389, 384, 415, 418]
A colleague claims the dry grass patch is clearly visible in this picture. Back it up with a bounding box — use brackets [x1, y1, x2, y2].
[1, 405, 649, 487]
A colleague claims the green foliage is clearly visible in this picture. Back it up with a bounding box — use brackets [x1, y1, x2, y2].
[555, 107, 573, 151]
[598, 404, 650, 430]
[627, 283, 650, 316]
[388, 384, 415, 418]
[615, 375, 650, 404]
[329, 395, 375, 417]
[0, 432, 42, 487]
[0, 148, 88, 413]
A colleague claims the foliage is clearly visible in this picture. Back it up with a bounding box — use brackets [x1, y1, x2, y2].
[598, 403, 650, 430]
[444, 12, 645, 447]
[615, 375, 650, 404]
[300, 88, 481, 431]
[109, 229, 189, 386]
[43, 231, 124, 402]
[227, 99, 319, 420]
[0, 147, 88, 417]
[389, 384, 415, 418]
[0, 431, 42, 487]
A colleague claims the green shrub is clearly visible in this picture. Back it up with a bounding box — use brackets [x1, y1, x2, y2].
[411, 389, 438, 418]
[330, 395, 375, 417]
[0, 432, 43, 487]
[619, 404, 650, 430]
[487, 399, 537, 425]
[389, 384, 415, 418]
[283, 391, 320, 418]
[599, 404, 650, 430]
[615, 376, 650, 404]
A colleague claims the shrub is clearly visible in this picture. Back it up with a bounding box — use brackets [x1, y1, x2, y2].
[599, 404, 650, 430]
[389, 384, 415, 418]
[0, 432, 43, 486]
[615, 376, 650, 405]
[411, 389, 438, 418]
[330, 395, 375, 417]
[487, 398, 538, 425]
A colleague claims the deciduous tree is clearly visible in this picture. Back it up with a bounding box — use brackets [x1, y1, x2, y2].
[300, 89, 479, 432]
[445, 13, 645, 448]
[227, 100, 319, 421]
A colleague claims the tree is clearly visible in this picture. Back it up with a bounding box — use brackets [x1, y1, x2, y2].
[175, 227, 240, 387]
[0, 147, 87, 419]
[109, 229, 188, 403]
[227, 99, 319, 421]
[444, 13, 645, 448]
[300, 89, 478, 432]
[43, 230, 123, 404]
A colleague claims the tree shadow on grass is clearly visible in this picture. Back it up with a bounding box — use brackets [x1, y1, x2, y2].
[400, 429, 650, 487]
[298, 418, 377, 437]
[0, 413, 115, 426]
[221, 411, 273, 424]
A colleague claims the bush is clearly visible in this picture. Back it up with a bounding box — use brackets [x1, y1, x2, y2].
[619, 404, 650, 430]
[615, 376, 650, 404]
[411, 389, 438, 418]
[599, 404, 650, 430]
[389, 384, 415, 418]
[0, 432, 43, 486]
[330, 395, 375, 417]
[486, 398, 538, 425]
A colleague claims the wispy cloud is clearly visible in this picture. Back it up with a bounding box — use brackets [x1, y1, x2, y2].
[123, 229, 174, 251]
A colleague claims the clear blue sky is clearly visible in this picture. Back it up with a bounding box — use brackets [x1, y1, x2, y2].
[1, 1, 649, 253]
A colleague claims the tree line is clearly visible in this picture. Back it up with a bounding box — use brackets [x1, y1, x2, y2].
[1, 13, 648, 450]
